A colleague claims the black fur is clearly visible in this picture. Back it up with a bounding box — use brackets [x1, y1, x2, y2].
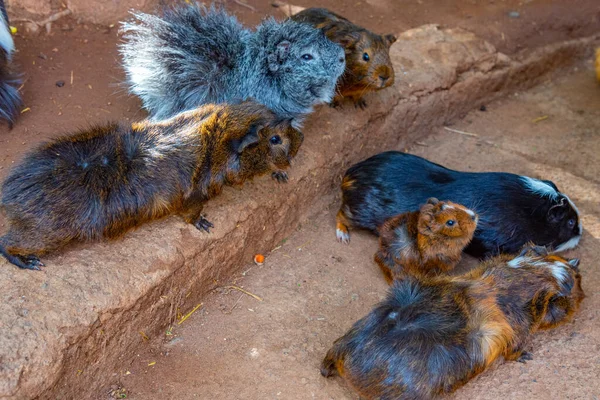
[340, 151, 582, 257]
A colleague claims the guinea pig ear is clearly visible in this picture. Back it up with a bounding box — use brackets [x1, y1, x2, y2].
[234, 124, 261, 154]
[384, 34, 397, 46]
[547, 197, 568, 223]
[330, 30, 361, 49]
[540, 294, 575, 329]
[268, 41, 291, 72]
[527, 245, 549, 257]
[417, 206, 436, 235]
[568, 258, 580, 270]
[426, 197, 440, 206]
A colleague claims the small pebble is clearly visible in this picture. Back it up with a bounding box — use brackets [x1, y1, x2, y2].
[508, 11, 520, 18]
[479, 105, 487, 111]
[56, 80, 65, 88]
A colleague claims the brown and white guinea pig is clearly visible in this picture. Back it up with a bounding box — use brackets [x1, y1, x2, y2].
[0, 101, 303, 270]
[280, 5, 396, 109]
[336, 151, 582, 258]
[0, 0, 22, 127]
[374, 198, 477, 282]
[321, 246, 584, 400]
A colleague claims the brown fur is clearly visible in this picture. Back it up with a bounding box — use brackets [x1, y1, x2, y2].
[0, 101, 304, 270]
[374, 198, 478, 282]
[290, 8, 396, 108]
[321, 247, 584, 399]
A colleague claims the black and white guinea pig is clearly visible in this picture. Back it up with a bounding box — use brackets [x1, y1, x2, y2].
[0, 0, 21, 128]
[336, 151, 582, 258]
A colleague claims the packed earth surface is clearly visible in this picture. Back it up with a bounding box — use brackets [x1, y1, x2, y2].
[121, 66, 600, 400]
[0, 1, 599, 399]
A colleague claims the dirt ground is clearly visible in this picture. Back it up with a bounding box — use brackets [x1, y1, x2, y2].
[1, 1, 599, 399]
[116, 64, 600, 399]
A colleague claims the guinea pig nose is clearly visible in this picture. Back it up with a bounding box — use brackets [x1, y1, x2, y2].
[471, 214, 476, 221]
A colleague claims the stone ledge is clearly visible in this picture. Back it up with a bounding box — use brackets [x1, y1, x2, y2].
[0, 25, 598, 399]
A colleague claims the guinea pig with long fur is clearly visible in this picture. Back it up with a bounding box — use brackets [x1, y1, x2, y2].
[0, 102, 303, 270]
[336, 151, 582, 258]
[374, 198, 477, 282]
[321, 246, 584, 399]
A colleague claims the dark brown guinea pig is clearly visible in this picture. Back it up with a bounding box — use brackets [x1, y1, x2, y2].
[287, 7, 396, 108]
[374, 198, 477, 282]
[321, 247, 584, 400]
[0, 101, 303, 270]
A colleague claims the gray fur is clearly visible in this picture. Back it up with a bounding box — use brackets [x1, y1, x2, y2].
[120, 4, 346, 126]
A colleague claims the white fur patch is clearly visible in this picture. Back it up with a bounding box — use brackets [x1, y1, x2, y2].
[548, 261, 569, 283]
[507, 255, 525, 268]
[511, 256, 570, 283]
[442, 204, 455, 210]
[554, 235, 582, 252]
[562, 193, 583, 234]
[521, 176, 559, 200]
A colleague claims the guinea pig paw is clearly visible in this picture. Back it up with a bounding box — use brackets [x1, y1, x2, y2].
[19, 255, 45, 271]
[194, 216, 214, 233]
[517, 351, 533, 363]
[354, 98, 368, 110]
[271, 171, 288, 184]
[336, 227, 350, 244]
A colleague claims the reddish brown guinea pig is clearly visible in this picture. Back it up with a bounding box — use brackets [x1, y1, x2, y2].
[374, 198, 478, 282]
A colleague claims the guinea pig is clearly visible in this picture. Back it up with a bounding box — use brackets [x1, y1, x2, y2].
[336, 151, 582, 258]
[321, 247, 584, 399]
[374, 198, 477, 282]
[288, 7, 396, 109]
[0, 102, 303, 270]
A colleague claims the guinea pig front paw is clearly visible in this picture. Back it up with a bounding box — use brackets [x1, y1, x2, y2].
[336, 223, 351, 244]
[17, 255, 45, 271]
[194, 215, 214, 233]
[517, 351, 533, 363]
[271, 171, 288, 183]
[353, 98, 368, 110]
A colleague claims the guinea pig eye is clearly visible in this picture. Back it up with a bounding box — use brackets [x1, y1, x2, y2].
[567, 219, 576, 229]
[446, 220, 455, 227]
[301, 54, 313, 61]
[270, 135, 282, 145]
[362, 52, 370, 62]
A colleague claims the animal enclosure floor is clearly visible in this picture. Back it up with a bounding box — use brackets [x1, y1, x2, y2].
[1, 1, 599, 399]
[119, 65, 600, 399]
